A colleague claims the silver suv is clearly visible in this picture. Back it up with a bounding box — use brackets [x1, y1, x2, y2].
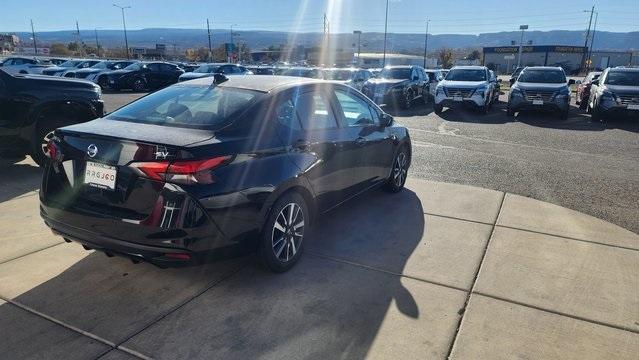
[588, 67, 639, 122]
[434, 66, 499, 114]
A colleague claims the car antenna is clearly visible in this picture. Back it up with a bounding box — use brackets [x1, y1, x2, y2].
[209, 73, 229, 89]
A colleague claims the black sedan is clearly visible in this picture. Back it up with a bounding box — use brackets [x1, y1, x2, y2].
[361, 65, 429, 109]
[40, 75, 411, 272]
[105, 62, 185, 91]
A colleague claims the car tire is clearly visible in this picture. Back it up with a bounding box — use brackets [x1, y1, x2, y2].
[258, 191, 309, 273]
[384, 145, 409, 193]
[590, 106, 602, 122]
[506, 107, 515, 117]
[434, 104, 443, 114]
[132, 78, 147, 92]
[401, 91, 412, 109]
[478, 105, 488, 115]
[97, 76, 109, 89]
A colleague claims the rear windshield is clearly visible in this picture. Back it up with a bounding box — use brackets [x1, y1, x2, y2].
[106, 85, 260, 129]
[518, 69, 566, 83]
[446, 69, 486, 81]
[195, 64, 221, 73]
[605, 71, 639, 86]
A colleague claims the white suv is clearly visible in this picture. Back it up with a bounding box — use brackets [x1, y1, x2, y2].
[434, 66, 499, 114]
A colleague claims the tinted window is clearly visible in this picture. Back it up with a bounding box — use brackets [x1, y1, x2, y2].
[334, 89, 376, 127]
[518, 69, 566, 83]
[274, 99, 301, 130]
[294, 92, 337, 130]
[124, 63, 141, 71]
[161, 64, 176, 72]
[148, 63, 161, 72]
[604, 71, 639, 86]
[106, 85, 259, 128]
[380, 68, 411, 79]
[445, 69, 487, 81]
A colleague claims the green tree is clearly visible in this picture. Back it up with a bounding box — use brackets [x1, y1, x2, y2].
[50, 43, 71, 56]
[467, 49, 481, 60]
[438, 48, 454, 68]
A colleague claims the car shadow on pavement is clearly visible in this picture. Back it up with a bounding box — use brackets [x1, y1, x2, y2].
[0, 158, 42, 203]
[385, 102, 434, 118]
[0, 187, 435, 358]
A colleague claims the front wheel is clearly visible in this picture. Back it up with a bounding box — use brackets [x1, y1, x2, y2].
[385, 146, 409, 193]
[132, 78, 147, 92]
[259, 192, 309, 273]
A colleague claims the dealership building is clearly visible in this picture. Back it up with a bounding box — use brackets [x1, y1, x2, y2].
[483, 45, 634, 74]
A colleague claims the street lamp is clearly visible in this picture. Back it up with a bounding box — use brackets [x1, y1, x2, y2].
[229, 24, 238, 63]
[423, 19, 430, 68]
[382, 0, 389, 68]
[516, 25, 528, 69]
[113, 3, 131, 59]
[353, 30, 362, 65]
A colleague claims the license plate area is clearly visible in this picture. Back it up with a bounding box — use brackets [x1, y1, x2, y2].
[628, 104, 639, 110]
[84, 161, 117, 191]
[453, 96, 463, 102]
[532, 99, 543, 105]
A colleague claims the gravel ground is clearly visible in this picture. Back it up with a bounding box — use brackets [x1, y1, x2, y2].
[102, 91, 639, 233]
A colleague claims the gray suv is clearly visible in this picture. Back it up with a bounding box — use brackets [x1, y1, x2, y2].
[507, 66, 574, 119]
[587, 67, 639, 122]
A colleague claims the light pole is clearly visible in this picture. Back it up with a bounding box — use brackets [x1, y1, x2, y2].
[516, 25, 528, 69]
[423, 19, 430, 68]
[585, 10, 598, 71]
[229, 24, 237, 62]
[353, 30, 362, 66]
[581, 6, 595, 72]
[382, 0, 389, 68]
[113, 4, 131, 59]
[30, 19, 37, 55]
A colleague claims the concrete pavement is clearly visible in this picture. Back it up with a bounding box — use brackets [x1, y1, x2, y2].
[0, 158, 638, 359]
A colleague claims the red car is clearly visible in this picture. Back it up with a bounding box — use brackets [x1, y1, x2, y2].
[576, 71, 601, 109]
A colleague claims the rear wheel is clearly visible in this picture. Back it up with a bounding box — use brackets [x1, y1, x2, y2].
[402, 91, 412, 109]
[385, 145, 409, 193]
[132, 78, 147, 92]
[259, 192, 309, 273]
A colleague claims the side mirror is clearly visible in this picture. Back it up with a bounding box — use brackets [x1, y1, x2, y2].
[591, 79, 599, 86]
[568, 79, 575, 85]
[380, 113, 393, 127]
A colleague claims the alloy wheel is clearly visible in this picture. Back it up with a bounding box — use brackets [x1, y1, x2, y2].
[271, 203, 305, 262]
[393, 151, 408, 186]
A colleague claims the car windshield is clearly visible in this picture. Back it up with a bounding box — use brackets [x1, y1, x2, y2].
[106, 84, 260, 128]
[90, 62, 110, 69]
[605, 71, 639, 86]
[59, 60, 80, 67]
[195, 65, 221, 73]
[518, 69, 566, 83]
[379, 68, 411, 79]
[124, 63, 142, 71]
[445, 69, 487, 81]
[323, 70, 354, 80]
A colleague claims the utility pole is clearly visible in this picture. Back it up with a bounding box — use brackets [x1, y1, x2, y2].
[423, 19, 430, 68]
[516, 25, 528, 69]
[206, 18, 213, 62]
[587, 11, 598, 71]
[382, 0, 389, 68]
[581, 6, 595, 73]
[229, 24, 237, 63]
[30, 19, 37, 55]
[75, 21, 83, 56]
[94, 29, 100, 57]
[353, 30, 362, 66]
[113, 4, 131, 59]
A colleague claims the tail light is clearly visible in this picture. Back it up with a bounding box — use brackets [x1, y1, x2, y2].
[130, 156, 231, 185]
[46, 138, 63, 162]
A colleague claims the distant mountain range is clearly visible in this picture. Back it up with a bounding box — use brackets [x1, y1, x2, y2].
[11, 28, 639, 53]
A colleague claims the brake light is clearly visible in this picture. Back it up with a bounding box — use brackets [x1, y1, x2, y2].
[46, 139, 62, 162]
[130, 156, 231, 184]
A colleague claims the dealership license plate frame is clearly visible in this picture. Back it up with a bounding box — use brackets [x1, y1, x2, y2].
[84, 161, 117, 191]
[533, 99, 544, 105]
[453, 96, 463, 102]
[628, 104, 639, 110]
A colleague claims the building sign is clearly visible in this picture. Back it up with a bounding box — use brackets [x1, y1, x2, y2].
[484, 45, 587, 54]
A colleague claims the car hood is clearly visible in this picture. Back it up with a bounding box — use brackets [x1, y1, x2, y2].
[515, 82, 568, 91]
[366, 78, 407, 86]
[60, 118, 215, 147]
[179, 72, 213, 80]
[439, 80, 486, 88]
[605, 85, 639, 94]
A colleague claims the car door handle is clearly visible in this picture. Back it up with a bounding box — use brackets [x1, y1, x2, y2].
[294, 139, 311, 149]
[355, 137, 367, 146]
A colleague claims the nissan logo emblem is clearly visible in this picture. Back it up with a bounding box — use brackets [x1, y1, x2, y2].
[87, 144, 98, 158]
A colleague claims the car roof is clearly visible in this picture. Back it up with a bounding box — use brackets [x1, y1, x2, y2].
[451, 66, 486, 70]
[608, 67, 639, 72]
[183, 75, 319, 92]
[523, 66, 564, 71]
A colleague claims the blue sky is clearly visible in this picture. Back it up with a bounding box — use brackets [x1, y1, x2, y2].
[2, 0, 638, 34]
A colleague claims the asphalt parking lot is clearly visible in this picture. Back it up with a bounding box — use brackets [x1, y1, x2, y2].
[102, 90, 639, 233]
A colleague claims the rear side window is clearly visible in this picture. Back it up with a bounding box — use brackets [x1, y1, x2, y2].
[106, 85, 259, 129]
[294, 92, 337, 130]
[274, 99, 302, 130]
[334, 89, 377, 127]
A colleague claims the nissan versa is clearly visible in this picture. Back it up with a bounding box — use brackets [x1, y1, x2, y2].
[40, 75, 412, 272]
